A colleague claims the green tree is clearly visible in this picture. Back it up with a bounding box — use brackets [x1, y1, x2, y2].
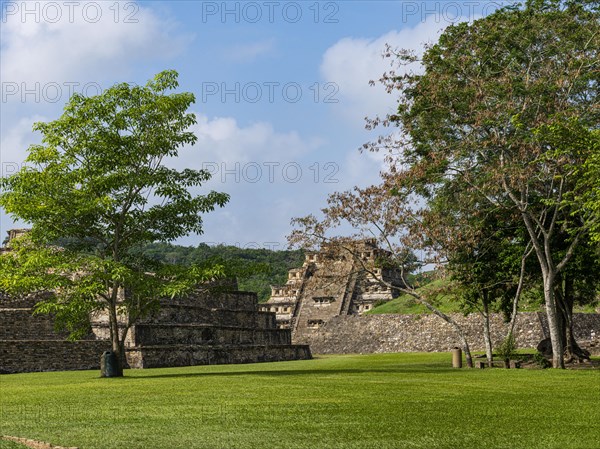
[586, 131, 600, 242]
[142, 242, 305, 302]
[366, 0, 599, 368]
[437, 199, 534, 367]
[0, 71, 229, 376]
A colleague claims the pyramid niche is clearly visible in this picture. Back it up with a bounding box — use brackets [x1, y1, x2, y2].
[260, 239, 406, 343]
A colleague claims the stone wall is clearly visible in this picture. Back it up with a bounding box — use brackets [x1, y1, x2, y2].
[139, 303, 277, 329]
[129, 324, 292, 346]
[303, 312, 600, 354]
[126, 344, 311, 369]
[0, 309, 68, 340]
[0, 340, 110, 374]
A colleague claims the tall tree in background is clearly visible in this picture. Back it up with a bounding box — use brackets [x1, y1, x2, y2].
[585, 130, 600, 242]
[0, 71, 229, 376]
[429, 191, 534, 367]
[365, 0, 599, 368]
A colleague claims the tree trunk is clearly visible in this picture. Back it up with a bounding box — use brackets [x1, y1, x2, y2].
[556, 275, 591, 363]
[108, 292, 125, 377]
[516, 202, 578, 370]
[482, 297, 493, 368]
[507, 243, 531, 338]
[111, 338, 124, 377]
[463, 340, 474, 369]
[543, 275, 565, 369]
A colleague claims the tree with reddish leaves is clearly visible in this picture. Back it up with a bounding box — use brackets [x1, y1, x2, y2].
[289, 184, 477, 368]
[364, 0, 599, 368]
[292, 0, 598, 369]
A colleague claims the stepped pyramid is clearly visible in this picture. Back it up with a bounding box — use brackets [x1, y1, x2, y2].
[92, 289, 311, 369]
[260, 240, 405, 343]
[0, 230, 311, 374]
[0, 293, 110, 374]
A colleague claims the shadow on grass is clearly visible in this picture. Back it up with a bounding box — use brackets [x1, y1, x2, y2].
[131, 365, 455, 380]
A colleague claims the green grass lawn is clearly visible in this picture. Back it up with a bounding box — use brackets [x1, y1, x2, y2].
[1, 353, 599, 449]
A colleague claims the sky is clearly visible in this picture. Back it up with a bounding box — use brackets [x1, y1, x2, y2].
[0, 0, 511, 249]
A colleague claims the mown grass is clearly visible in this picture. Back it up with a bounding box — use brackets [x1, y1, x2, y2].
[0, 353, 599, 449]
[0, 440, 24, 449]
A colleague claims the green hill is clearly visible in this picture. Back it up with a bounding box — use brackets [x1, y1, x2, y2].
[368, 278, 598, 315]
[367, 278, 462, 315]
[143, 242, 304, 302]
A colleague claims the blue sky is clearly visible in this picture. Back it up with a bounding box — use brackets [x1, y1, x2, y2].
[0, 0, 509, 249]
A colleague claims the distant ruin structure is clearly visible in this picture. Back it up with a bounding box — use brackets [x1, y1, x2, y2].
[0, 228, 28, 253]
[260, 240, 405, 343]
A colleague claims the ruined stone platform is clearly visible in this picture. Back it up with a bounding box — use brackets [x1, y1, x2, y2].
[0, 290, 311, 374]
[0, 294, 110, 374]
[127, 344, 310, 369]
[118, 291, 311, 369]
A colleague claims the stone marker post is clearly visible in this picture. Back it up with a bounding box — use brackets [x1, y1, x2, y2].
[452, 347, 462, 368]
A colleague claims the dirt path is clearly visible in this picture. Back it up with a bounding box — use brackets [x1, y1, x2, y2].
[1, 436, 79, 449]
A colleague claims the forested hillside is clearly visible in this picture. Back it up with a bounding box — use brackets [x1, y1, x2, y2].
[143, 243, 304, 302]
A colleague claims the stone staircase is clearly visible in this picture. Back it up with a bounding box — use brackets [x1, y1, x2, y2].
[292, 257, 357, 344]
[91, 290, 312, 369]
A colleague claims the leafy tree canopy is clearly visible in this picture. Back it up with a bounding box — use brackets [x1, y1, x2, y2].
[367, 0, 600, 367]
[0, 71, 229, 375]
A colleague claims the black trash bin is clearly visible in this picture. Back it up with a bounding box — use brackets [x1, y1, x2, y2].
[101, 351, 119, 377]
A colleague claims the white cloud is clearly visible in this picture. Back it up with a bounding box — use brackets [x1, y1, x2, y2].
[320, 18, 448, 126]
[0, 115, 49, 237]
[0, 1, 190, 86]
[172, 113, 322, 171]
[164, 113, 336, 245]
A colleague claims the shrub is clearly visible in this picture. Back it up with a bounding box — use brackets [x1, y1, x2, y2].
[497, 333, 517, 360]
[533, 352, 551, 369]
